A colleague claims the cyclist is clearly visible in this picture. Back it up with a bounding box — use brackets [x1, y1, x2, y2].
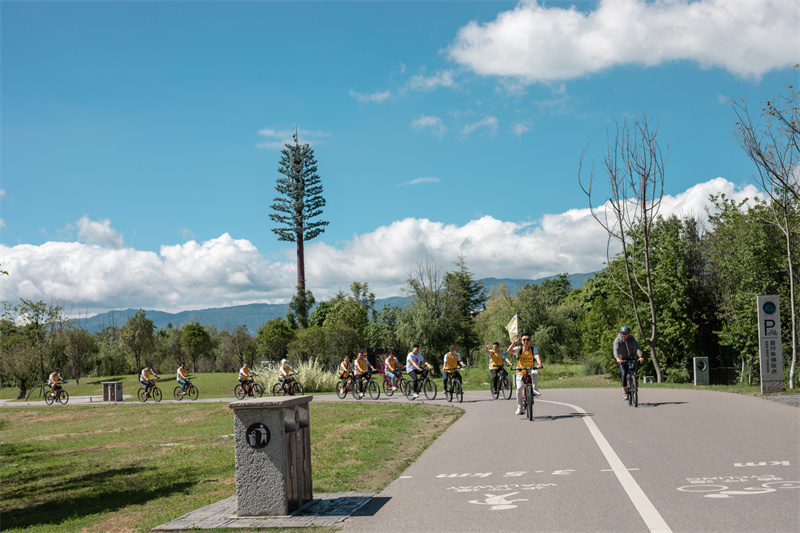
[508, 333, 543, 415]
[278, 358, 297, 392]
[406, 344, 430, 400]
[176, 362, 189, 396]
[338, 355, 353, 394]
[485, 341, 512, 393]
[442, 345, 466, 395]
[383, 352, 400, 390]
[48, 369, 64, 392]
[614, 326, 644, 401]
[239, 362, 256, 395]
[353, 350, 376, 398]
[140, 364, 160, 397]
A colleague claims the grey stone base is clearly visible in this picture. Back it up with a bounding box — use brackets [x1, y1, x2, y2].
[761, 380, 785, 394]
[151, 492, 375, 531]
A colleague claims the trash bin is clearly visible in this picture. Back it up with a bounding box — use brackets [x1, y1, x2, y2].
[101, 381, 123, 402]
[229, 395, 313, 516]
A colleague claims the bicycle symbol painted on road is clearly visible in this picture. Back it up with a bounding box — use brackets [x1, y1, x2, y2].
[468, 492, 528, 510]
[677, 481, 800, 498]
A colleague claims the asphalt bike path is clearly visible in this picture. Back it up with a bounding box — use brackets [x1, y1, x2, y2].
[338, 387, 799, 533]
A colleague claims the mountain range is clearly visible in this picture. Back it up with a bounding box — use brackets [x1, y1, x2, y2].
[80, 272, 595, 333]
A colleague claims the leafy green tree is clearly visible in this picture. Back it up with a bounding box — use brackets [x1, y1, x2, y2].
[255, 318, 295, 362]
[180, 322, 213, 372]
[11, 299, 65, 396]
[366, 304, 404, 354]
[218, 325, 256, 371]
[119, 310, 155, 372]
[287, 325, 327, 362]
[64, 327, 96, 385]
[444, 256, 486, 361]
[270, 136, 329, 328]
[287, 286, 315, 330]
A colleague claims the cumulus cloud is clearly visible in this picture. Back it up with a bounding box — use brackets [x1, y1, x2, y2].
[447, 0, 799, 83]
[411, 115, 448, 138]
[463, 116, 499, 136]
[76, 216, 124, 249]
[256, 127, 332, 150]
[349, 89, 393, 103]
[405, 69, 459, 92]
[511, 119, 532, 136]
[0, 178, 763, 316]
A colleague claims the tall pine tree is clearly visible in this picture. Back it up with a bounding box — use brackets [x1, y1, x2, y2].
[270, 133, 329, 328]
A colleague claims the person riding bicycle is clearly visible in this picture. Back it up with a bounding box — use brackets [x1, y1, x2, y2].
[278, 358, 297, 392]
[338, 356, 353, 381]
[353, 350, 376, 398]
[176, 362, 189, 396]
[383, 352, 400, 390]
[406, 344, 431, 400]
[614, 326, 644, 401]
[48, 369, 64, 392]
[442, 345, 466, 394]
[239, 362, 257, 394]
[485, 341, 512, 393]
[508, 333, 543, 415]
[140, 364, 159, 396]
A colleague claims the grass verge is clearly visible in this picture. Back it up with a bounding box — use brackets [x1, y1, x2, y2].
[0, 402, 462, 532]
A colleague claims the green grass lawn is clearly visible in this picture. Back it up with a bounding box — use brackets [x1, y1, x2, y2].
[0, 401, 461, 533]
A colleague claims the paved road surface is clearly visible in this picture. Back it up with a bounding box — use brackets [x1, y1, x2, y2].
[339, 388, 799, 533]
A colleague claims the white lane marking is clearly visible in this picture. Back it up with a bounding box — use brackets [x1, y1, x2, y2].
[540, 399, 673, 533]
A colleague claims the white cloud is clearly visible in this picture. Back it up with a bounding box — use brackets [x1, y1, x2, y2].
[405, 69, 459, 92]
[511, 119, 532, 136]
[463, 116, 499, 136]
[0, 178, 764, 316]
[410, 115, 448, 138]
[447, 0, 799, 83]
[401, 177, 441, 186]
[76, 216, 124, 249]
[349, 89, 393, 103]
[0, 189, 6, 198]
[256, 127, 332, 150]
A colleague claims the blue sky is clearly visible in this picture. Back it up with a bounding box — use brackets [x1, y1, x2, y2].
[1, 0, 798, 317]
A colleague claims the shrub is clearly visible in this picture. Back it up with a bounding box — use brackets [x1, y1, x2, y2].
[254, 357, 339, 393]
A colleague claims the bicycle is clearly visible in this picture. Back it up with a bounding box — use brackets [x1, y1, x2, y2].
[518, 366, 541, 421]
[44, 382, 69, 405]
[352, 372, 380, 400]
[381, 368, 409, 397]
[490, 364, 512, 401]
[272, 373, 304, 396]
[336, 375, 355, 399]
[443, 370, 464, 403]
[408, 368, 437, 400]
[234, 376, 264, 399]
[173, 377, 199, 401]
[625, 361, 639, 407]
[138, 379, 162, 403]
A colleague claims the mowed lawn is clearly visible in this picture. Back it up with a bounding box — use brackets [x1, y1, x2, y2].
[0, 402, 462, 533]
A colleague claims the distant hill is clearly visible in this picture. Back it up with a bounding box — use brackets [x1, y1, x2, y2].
[82, 272, 595, 333]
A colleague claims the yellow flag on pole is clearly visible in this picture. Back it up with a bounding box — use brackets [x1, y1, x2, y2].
[506, 314, 518, 342]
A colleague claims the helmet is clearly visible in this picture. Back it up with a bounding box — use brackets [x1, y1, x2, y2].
[620, 326, 631, 333]
[281, 358, 289, 365]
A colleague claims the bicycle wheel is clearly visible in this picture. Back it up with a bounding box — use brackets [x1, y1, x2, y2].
[174, 386, 183, 401]
[445, 381, 453, 402]
[490, 376, 499, 400]
[234, 384, 245, 400]
[400, 379, 411, 397]
[382, 380, 394, 397]
[336, 380, 348, 399]
[627, 375, 634, 406]
[152, 387, 162, 403]
[45, 391, 56, 405]
[252, 383, 264, 397]
[352, 381, 362, 400]
[526, 384, 534, 421]
[501, 376, 512, 400]
[58, 390, 69, 405]
[188, 385, 199, 401]
[631, 379, 638, 407]
[138, 388, 148, 402]
[423, 379, 437, 400]
[290, 382, 304, 396]
[367, 380, 379, 400]
[272, 383, 282, 396]
[455, 380, 463, 403]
